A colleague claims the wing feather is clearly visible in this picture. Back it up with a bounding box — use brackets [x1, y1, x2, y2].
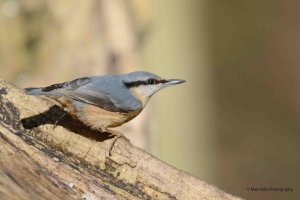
[53, 76, 141, 113]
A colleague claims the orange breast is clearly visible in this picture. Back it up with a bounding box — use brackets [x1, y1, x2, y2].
[50, 96, 142, 130]
[79, 104, 142, 130]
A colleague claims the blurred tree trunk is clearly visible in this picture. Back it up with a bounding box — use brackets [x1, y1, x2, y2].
[0, 0, 149, 150]
[141, 0, 216, 182]
[0, 80, 242, 200]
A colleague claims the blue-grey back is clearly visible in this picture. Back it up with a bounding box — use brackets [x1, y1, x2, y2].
[24, 71, 163, 113]
[58, 75, 142, 113]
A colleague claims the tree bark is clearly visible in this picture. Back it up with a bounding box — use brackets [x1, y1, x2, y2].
[0, 79, 243, 200]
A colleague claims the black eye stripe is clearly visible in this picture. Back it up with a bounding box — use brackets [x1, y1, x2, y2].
[124, 79, 166, 87]
[124, 80, 147, 88]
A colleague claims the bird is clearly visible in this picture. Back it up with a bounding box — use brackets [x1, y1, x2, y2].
[24, 71, 185, 130]
[24, 71, 185, 154]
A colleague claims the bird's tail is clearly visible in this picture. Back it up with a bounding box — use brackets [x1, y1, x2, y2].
[24, 87, 48, 95]
[25, 82, 65, 96]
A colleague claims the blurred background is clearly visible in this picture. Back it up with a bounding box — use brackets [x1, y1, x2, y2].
[0, 0, 299, 199]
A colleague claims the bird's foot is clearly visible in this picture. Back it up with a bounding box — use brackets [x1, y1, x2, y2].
[53, 112, 67, 130]
[103, 129, 130, 156]
[101, 129, 137, 168]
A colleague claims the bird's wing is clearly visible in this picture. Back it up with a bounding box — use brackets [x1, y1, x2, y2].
[44, 77, 141, 113]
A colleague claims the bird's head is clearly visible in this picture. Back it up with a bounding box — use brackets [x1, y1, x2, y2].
[122, 71, 185, 106]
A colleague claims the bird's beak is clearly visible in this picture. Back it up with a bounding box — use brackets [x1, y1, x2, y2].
[164, 79, 186, 86]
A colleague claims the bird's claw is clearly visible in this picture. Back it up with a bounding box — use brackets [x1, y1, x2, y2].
[107, 132, 130, 156]
[52, 112, 67, 130]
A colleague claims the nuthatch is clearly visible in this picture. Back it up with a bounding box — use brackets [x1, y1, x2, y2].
[24, 71, 185, 132]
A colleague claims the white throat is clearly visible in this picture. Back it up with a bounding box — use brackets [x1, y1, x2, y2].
[130, 84, 163, 107]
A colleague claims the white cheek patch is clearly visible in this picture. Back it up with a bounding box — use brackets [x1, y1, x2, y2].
[135, 84, 162, 98]
[130, 83, 164, 107]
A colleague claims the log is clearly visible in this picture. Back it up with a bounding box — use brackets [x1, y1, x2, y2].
[0, 78, 243, 200]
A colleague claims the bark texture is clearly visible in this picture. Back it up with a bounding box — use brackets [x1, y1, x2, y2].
[0, 79, 243, 200]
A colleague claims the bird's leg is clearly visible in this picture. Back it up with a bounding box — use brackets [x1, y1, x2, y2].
[53, 112, 68, 129]
[103, 129, 130, 156]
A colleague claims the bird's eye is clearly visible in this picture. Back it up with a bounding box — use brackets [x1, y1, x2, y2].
[147, 79, 156, 84]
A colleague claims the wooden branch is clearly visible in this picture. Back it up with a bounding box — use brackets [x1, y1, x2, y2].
[0, 79, 243, 200]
